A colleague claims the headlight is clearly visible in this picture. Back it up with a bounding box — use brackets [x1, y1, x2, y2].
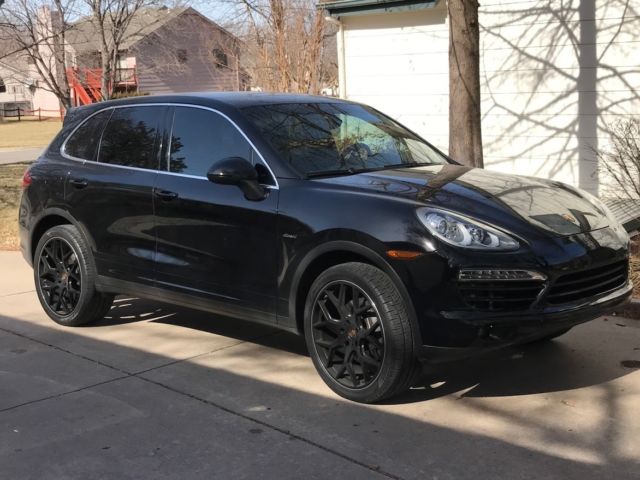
[417, 208, 520, 251]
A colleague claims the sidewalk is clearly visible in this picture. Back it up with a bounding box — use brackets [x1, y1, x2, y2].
[0, 148, 43, 165]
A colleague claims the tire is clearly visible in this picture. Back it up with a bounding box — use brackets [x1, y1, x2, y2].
[34, 224, 114, 326]
[304, 262, 418, 403]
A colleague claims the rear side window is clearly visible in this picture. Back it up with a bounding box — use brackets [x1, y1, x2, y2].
[168, 107, 255, 178]
[64, 109, 112, 160]
[99, 106, 161, 169]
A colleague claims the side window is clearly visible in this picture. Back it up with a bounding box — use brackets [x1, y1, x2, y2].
[169, 107, 272, 183]
[99, 106, 161, 169]
[64, 109, 112, 161]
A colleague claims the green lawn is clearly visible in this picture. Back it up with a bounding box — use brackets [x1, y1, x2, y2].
[0, 118, 62, 148]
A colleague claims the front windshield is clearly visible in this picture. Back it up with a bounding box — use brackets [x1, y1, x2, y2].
[242, 102, 448, 177]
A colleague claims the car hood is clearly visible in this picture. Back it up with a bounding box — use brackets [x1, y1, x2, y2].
[314, 164, 610, 236]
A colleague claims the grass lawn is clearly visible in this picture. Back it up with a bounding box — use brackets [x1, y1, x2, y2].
[0, 118, 62, 148]
[0, 163, 28, 250]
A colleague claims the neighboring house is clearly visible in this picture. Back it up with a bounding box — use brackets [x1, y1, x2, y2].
[320, 0, 640, 196]
[0, 14, 65, 118]
[0, 61, 32, 115]
[65, 7, 248, 104]
[0, 6, 247, 115]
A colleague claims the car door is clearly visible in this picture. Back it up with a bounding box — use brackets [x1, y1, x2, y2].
[64, 105, 166, 286]
[153, 105, 279, 323]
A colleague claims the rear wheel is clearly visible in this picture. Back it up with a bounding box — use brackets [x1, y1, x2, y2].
[34, 225, 114, 326]
[304, 262, 417, 403]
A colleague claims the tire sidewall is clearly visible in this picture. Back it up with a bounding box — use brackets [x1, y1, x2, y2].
[304, 263, 412, 403]
[34, 225, 97, 326]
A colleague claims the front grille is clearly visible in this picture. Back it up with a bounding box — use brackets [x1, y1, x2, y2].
[457, 280, 544, 312]
[546, 260, 628, 305]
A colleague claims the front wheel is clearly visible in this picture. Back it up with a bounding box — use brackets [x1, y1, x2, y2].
[304, 262, 418, 403]
[34, 225, 114, 326]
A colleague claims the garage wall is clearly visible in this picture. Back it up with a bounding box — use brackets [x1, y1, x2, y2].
[479, 0, 639, 194]
[341, 0, 640, 195]
[342, 5, 450, 152]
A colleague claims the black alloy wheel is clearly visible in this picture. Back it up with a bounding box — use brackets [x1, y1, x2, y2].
[37, 237, 82, 316]
[304, 262, 418, 403]
[311, 280, 385, 389]
[34, 224, 114, 327]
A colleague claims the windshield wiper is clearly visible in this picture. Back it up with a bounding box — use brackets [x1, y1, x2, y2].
[306, 162, 431, 178]
[379, 162, 429, 169]
[306, 168, 360, 178]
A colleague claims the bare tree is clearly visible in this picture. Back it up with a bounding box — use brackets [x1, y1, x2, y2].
[597, 119, 640, 199]
[224, 0, 336, 94]
[447, 0, 483, 168]
[0, 0, 75, 108]
[82, 0, 165, 99]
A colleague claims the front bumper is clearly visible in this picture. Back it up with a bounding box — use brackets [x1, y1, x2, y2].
[419, 281, 632, 363]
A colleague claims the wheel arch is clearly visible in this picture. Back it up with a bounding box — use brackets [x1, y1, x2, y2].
[30, 208, 96, 262]
[289, 240, 420, 350]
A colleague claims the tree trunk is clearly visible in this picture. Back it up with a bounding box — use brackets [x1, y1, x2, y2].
[100, 48, 110, 100]
[448, 0, 483, 168]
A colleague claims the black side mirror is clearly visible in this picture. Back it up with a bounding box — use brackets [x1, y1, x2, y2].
[207, 157, 268, 201]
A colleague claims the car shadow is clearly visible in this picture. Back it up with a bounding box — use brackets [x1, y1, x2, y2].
[95, 296, 635, 405]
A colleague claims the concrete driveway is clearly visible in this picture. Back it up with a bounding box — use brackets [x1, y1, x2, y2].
[1, 251, 639, 479]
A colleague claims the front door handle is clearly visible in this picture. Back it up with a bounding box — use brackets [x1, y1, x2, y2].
[69, 178, 88, 189]
[154, 189, 179, 201]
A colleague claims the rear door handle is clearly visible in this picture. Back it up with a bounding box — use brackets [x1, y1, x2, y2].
[69, 178, 88, 189]
[154, 189, 179, 201]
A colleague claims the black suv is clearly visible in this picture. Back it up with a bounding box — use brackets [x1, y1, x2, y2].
[19, 93, 631, 403]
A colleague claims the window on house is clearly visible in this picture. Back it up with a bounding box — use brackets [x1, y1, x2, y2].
[212, 49, 228, 68]
[0, 77, 6, 93]
[177, 49, 188, 64]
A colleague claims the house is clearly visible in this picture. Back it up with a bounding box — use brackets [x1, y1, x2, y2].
[0, 61, 33, 116]
[319, 0, 640, 196]
[65, 6, 248, 104]
[0, 6, 247, 115]
[0, 16, 64, 118]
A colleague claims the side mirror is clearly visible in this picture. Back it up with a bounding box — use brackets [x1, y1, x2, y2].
[207, 157, 268, 201]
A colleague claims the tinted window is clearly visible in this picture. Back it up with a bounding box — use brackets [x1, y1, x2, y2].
[169, 107, 257, 178]
[242, 103, 447, 176]
[65, 109, 112, 160]
[99, 106, 161, 169]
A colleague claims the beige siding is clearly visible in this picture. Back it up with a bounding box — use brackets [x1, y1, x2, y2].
[480, 0, 639, 193]
[342, 5, 450, 151]
[341, 0, 640, 194]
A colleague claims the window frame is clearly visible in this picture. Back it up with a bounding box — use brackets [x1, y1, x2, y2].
[176, 49, 188, 64]
[97, 105, 164, 170]
[164, 105, 277, 187]
[61, 107, 114, 162]
[60, 103, 278, 189]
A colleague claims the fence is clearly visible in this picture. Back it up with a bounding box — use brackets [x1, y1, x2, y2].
[0, 107, 65, 121]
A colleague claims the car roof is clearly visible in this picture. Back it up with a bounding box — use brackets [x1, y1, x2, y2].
[73, 92, 346, 112]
